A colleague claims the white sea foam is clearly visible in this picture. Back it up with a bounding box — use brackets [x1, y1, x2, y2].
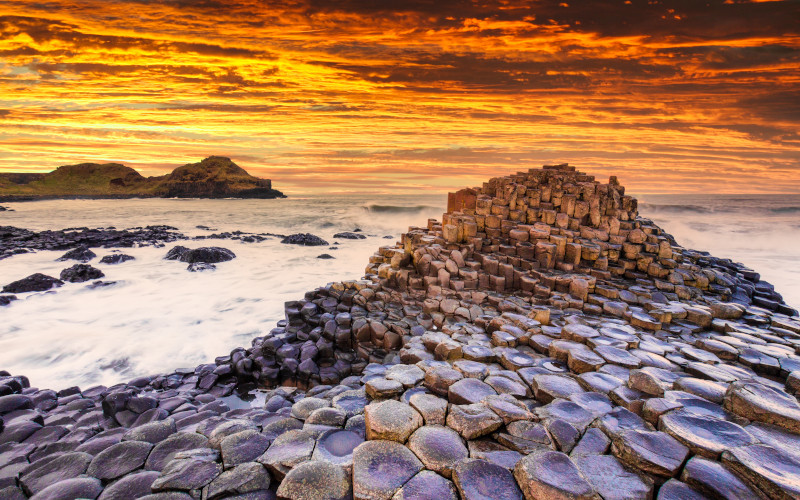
[0, 193, 798, 390]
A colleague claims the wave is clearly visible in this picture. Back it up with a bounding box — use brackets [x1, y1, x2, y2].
[638, 203, 712, 214]
[364, 204, 442, 214]
[770, 206, 800, 214]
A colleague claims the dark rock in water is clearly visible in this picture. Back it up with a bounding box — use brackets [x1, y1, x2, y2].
[333, 232, 367, 240]
[187, 262, 216, 272]
[179, 247, 236, 264]
[196, 225, 217, 231]
[281, 233, 329, 246]
[165, 245, 190, 260]
[383, 235, 394, 239]
[0, 295, 16, 306]
[0, 206, 12, 211]
[57, 245, 96, 262]
[100, 254, 135, 264]
[60, 264, 105, 283]
[317, 254, 335, 259]
[2, 273, 63, 293]
[87, 280, 117, 289]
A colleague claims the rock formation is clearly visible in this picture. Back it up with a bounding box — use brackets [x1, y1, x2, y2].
[0, 156, 285, 201]
[1, 164, 800, 499]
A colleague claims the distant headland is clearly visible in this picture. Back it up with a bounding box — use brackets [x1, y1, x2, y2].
[0, 156, 286, 201]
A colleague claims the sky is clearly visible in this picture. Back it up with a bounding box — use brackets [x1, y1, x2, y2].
[0, 0, 798, 194]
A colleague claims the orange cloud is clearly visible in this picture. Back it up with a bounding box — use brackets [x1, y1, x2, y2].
[0, 0, 798, 194]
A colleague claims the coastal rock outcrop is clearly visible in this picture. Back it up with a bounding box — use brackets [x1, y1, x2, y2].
[281, 233, 329, 246]
[59, 264, 105, 283]
[1, 164, 799, 499]
[2, 273, 63, 293]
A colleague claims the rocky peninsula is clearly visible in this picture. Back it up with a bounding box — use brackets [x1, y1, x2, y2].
[0, 157, 285, 201]
[1, 164, 799, 499]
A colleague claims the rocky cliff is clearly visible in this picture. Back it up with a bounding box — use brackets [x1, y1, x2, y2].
[0, 156, 285, 201]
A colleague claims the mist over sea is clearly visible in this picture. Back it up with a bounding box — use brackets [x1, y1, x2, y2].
[1, 193, 798, 390]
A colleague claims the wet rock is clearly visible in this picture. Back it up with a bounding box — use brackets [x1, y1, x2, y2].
[409, 393, 448, 425]
[19, 451, 93, 496]
[353, 440, 423, 499]
[681, 456, 766, 500]
[721, 444, 800, 499]
[723, 380, 800, 433]
[454, 458, 523, 500]
[365, 378, 404, 399]
[513, 450, 596, 500]
[206, 462, 271, 499]
[448, 378, 497, 404]
[0, 294, 16, 305]
[221, 430, 271, 469]
[146, 432, 210, 471]
[334, 232, 367, 240]
[446, 404, 503, 439]
[165, 245, 190, 260]
[611, 430, 689, 478]
[407, 425, 468, 478]
[659, 410, 756, 459]
[122, 418, 176, 444]
[391, 470, 458, 500]
[574, 454, 653, 499]
[364, 399, 423, 442]
[98, 471, 159, 500]
[311, 429, 363, 468]
[151, 456, 222, 492]
[317, 254, 335, 259]
[277, 460, 351, 500]
[87, 440, 153, 480]
[188, 262, 216, 272]
[281, 234, 329, 246]
[179, 247, 236, 264]
[657, 479, 709, 499]
[2, 273, 63, 293]
[100, 254, 135, 264]
[257, 429, 315, 478]
[291, 397, 330, 420]
[28, 477, 103, 500]
[57, 245, 96, 262]
[60, 264, 105, 283]
[530, 374, 585, 404]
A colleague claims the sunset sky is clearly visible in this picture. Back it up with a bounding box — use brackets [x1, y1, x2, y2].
[0, 0, 798, 194]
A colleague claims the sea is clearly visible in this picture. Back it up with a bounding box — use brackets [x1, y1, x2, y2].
[1, 193, 799, 390]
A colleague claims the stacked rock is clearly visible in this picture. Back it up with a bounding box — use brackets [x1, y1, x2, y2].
[1, 164, 800, 499]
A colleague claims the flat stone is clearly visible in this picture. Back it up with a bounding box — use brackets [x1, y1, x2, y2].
[467, 440, 523, 470]
[146, 432, 210, 471]
[537, 399, 595, 432]
[530, 374, 585, 403]
[721, 444, 800, 499]
[577, 372, 623, 394]
[681, 456, 765, 500]
[364, 400, 423, 442]
[674, 377, 727, 404]
[122, 418, 176, 444]
[365, 378, 404, 399]
[567, 348, 605, 374]
[513, 451, 596, 500]
[448, 378, 497, 404]
[574, 454, 653, 500]
[659, 410, 756, 459]
[481, 395, 534, 425]
[306, 407, 346, 427]
[407, 425, 468, 478]
[570, 428, 610, 456]
[386, 365, 425, 388]
[594, 346, 641, 369]
[724, 381, 800, 433]
[207, 419, 259, 448]
[353, 440, 423, 500]
[611, 430, 689, 478]
[276, 460, 350, 500]
[484, 375, 528, 398]
[409, 394, 448, 425]
[206, 462, 271, 499]
[446, 404, 503, 439]
[257, 429, 315, 479]
[391, 470, 458, 500]
[657, 479, 709, 499]
[454, 458, 523, 500]
[27, 477, 102, 500]
[151, 457, 222, 492]
[87, 440, 153, 480]
[311, 429, 363, 468]
[221, 429, 271, 468]
[291, 398, 330, 420]
[98, 471, 159, 500]
[424, 367, 464, 396]
[546, 419, 580, 453]
[19, 452, 93, 496]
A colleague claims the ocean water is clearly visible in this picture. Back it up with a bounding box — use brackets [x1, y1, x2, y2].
[0, 193, 798, 390]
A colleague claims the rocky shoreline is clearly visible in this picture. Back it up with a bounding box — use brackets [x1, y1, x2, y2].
[2, 164, 800, 499]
